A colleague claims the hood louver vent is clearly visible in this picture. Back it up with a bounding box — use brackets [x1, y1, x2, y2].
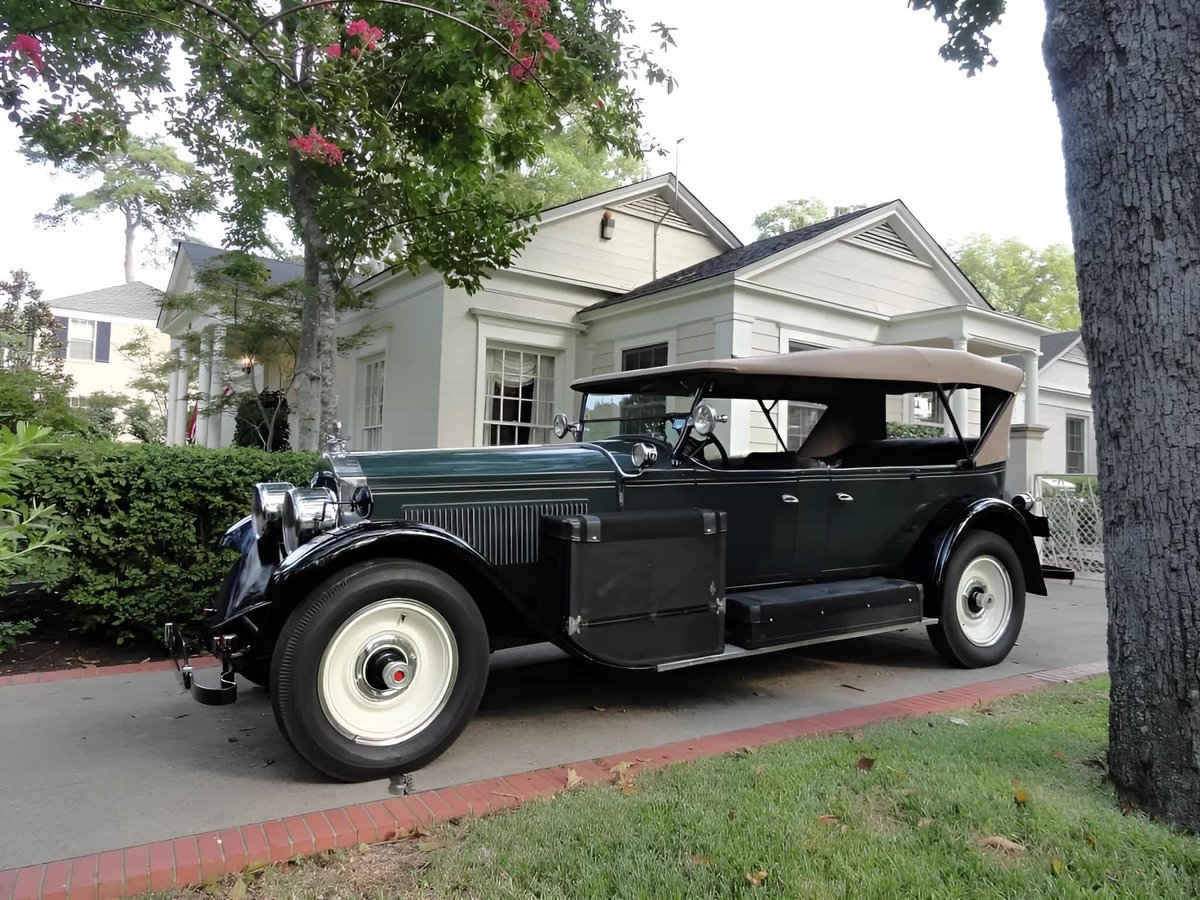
[402, 501, 588, 567]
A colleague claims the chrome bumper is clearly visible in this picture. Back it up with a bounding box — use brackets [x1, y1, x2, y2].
[163, 622, 239, 706]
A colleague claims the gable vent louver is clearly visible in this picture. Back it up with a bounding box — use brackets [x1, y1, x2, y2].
[619, 196, 704, 234]
[846, 222, 921, 262]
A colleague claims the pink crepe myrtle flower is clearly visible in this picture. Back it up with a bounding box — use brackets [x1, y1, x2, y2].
[288, 126, 344, 166]
[346, 19, 383, 52]
[509, 54, 538, 82]
[325, 43, 342, 58]
[522, 0, 549, 27]
[6, 33, 44, 76]
[541, 30, 560, 53]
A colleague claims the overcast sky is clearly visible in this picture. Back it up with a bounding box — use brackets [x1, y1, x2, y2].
[0, 0, 1071, 301]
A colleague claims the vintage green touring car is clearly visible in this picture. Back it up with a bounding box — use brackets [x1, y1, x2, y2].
[165, 345, 1063, 782]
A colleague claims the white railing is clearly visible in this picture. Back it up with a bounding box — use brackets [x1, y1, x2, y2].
[1035, 474, 1105, 575]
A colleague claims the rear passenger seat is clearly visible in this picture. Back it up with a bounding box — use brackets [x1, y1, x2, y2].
[833, 437, 979, 468]
[736, 451, 829, 470]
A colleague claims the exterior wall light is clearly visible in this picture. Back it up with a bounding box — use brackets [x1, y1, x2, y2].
[600, 210, 616, 240]
[240, 354, 256, 374]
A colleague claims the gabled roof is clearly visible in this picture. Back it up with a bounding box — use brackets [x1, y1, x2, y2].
[48, 282, 163, 320]
[536, 173, 742, 252]
[179, 242, 304, 285]
[1002, 330, 1081, 370]
[582, 202, 895, 312]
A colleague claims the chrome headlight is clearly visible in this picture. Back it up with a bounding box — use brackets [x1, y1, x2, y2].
[282, 486, 339, 555]
[251, 482, 294, 539]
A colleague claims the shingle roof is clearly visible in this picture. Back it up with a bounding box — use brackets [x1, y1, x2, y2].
[1002, 330, 1081, 370]
[48, 282, 164, 320]
[583, 202, 894, 312]
[180, 242, 305, 285]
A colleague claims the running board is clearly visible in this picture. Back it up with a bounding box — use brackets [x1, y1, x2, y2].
[655, 619, 935, 672]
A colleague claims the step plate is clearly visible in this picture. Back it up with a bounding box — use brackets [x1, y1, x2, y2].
[726, 577, 923, 650]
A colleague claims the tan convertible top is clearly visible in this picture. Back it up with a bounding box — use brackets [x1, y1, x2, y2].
[573, 345, 1024, 395]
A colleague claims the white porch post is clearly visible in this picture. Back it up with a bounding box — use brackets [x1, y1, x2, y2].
[207, 328, 225, 448]
[195, 332, 212, 448]
[166, 340, 182, 445]
[713, 312, 755, 455]
[1022, 350, 1040, 425]
[950, 337, 970, 433]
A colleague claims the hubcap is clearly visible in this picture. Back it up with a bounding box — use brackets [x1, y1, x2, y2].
[955, 556, 1013, 647]
[318, 599, 458, 746]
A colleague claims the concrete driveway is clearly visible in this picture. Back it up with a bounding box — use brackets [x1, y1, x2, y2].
[0, 578, 1106, 869]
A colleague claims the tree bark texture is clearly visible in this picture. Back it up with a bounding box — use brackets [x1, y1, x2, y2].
[123, 209, 136, 284]
[1044, 0, 1200, 830]
[287, 163, 340, 452]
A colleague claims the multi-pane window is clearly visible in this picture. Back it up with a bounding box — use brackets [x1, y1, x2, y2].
[621, 342, 668, 371]
[1065, 416, 1086, 474]
[360, 356, 385, 451]
[619, 343, 669, 434]
[786, 340, 826, 450]
[67, 319, 96, 360]
[913, 390, 944, 425]
[483, 345, 557, 445]
[68, 395, 88, 409]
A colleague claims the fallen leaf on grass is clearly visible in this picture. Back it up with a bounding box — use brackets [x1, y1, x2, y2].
[227, 876, 248, 900]
[979, 835, 1025, 855]
[727, 810, 737, 820]
[885, 766, 910, 778]
[1051, 857, 1064, 876]
[687, 854, 711, 866]
[949, 717, 969, 727]
[754, 764, 767, 777]
[1051, 749, 1067, 761]
[565, 768, 584, 789]
[856, 756, 875, 771]
[745, 869, 768, 887]
[1014, 787, 1028, 805]
[818, 814, 840, 825]
[1085, 833, 1098, 849]
[610, 760, 637, 794]
[917, 818, 934, 828]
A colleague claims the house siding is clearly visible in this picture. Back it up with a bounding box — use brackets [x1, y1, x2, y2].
[751, 239, 957, 318]
[513, 207, 728, 293]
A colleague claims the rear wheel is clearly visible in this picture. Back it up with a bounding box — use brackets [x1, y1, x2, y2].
[271, 560, 489, 782]
[927, 531, 1025, 668]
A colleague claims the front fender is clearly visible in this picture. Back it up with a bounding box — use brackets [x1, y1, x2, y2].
[931, 498, 1048, 598]
[262, 520, 548, 646]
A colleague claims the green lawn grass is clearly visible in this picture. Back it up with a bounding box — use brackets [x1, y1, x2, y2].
[182, 677, 1200, 899]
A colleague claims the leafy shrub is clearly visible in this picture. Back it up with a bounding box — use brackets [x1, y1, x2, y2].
[885, 422, 946, 438]
[233, 390, 291, 451]
[17, 441, 318, 643]
[0, 618, 35, 654]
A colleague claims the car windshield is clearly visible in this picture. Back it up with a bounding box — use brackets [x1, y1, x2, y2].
[580, 391, 696, 442]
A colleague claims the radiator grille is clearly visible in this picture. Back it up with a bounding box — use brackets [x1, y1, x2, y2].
[401, 501, 587, 566]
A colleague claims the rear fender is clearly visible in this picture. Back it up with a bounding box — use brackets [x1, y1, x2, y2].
[913, 498, 1048, 615]
[260, 520, 546, 648]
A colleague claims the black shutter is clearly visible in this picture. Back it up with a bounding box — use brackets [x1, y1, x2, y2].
[52, 316, 67, 359]
[95, 321, 111, 363]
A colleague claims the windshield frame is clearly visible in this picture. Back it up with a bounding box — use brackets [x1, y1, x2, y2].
[576, 385, 703, 446]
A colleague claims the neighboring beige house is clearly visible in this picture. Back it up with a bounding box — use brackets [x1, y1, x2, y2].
[48, 282, 169, 408]
[161, 174, 1063, 492]
[1005, 331, 1096, 477]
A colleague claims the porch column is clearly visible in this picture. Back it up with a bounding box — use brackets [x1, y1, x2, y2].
[950, 337, 970, 433]
[165, 340, 182, 445]
[1022, 350, 1040, 425]
[713, 312, 755, 455]
[195, 332, 212, 448]
[207, 328, 226, 449]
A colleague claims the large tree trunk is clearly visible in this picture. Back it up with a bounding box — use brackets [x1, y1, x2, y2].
[1044, 0, 1200, 830]
[287, 163, 340, 452]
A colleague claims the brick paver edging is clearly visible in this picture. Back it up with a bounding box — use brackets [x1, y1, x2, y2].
[0, 660, 1107, 900]
[0, 657, 219, 688]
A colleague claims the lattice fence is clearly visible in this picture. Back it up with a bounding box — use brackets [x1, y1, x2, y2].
[1035, 475, 1105, 575]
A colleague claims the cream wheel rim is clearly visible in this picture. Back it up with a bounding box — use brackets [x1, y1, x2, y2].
[318, 599, 458, 746]
[955, 555, 1013, 647]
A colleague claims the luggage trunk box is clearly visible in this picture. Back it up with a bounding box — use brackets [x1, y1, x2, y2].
[726, 577, 923, 650]
[540, 508, 727, 667]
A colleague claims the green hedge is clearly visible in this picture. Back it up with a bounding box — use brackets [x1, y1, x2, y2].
[885, 422, 946, 438]
[19, 441, 318, 643]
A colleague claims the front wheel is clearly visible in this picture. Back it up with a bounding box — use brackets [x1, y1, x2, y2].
[271, 560, 489, 782]
[927, 531, 1025, 668]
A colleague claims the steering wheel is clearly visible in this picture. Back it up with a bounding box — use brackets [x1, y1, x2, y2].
[678, 430, 730, 469]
